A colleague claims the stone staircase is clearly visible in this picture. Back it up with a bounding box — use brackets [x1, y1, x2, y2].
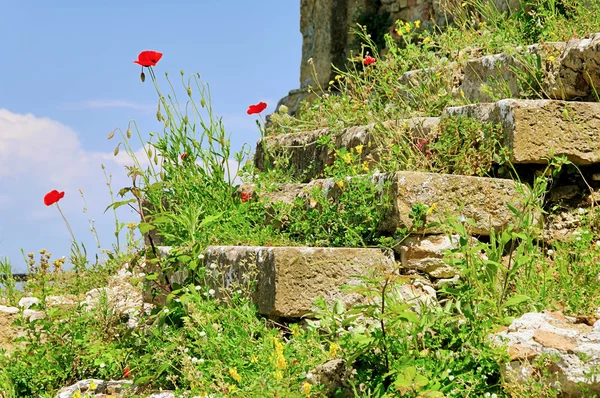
[146, 33, 600, 320]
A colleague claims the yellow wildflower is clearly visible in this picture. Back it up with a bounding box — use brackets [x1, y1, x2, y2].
[229, 367, 242, 383]
[460, 89, 465, 98]
[301, 381, 312, 395]
[354, 145, 363, 155]
[405, 23, 411, 34]
[250, 355, 259, 363]
[72, 391, 81, 398]
[89, 380, 97, 391]
[274, 370, 283, 381]
[547, 55, 556, 63]
[329, 80, 335, 86]
[415, 20, 421, 28]
[395, 29, 403, 37]
[329, 342, 340, 359]
[342, 152, 352, 164]
[436, 72, 442, 78]
[462, 1, 467, 6]
[362, 161, 370, 172]
[335, 74, 343, 80]
[290, 324, 302, 337]
[336, 180, 344, 189]
[427, 203, 438, 214]
[273, 338, 287, 370]
[423, 36, 431, 44]
[228, 384, 237, 393]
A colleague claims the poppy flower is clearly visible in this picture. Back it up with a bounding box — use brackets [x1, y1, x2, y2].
[241, 192, 250, 203]
[123, 365, 131, 378]
[247, 102, 267, 115]
[363, 56, 376, 65]
[44, 190, 65, 206]
[133, 51, 163, 67]
[180, 153, 189, 161]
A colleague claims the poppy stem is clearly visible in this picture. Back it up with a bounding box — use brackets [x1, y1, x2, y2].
[55, 203, 77, 245]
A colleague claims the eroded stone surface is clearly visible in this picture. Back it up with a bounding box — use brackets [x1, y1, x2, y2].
[242, 171, 532, 236]
[255, 118, 440, 182]
[493, 311, 600, 397]
[445, 99, 600, 165]
[204, 246, 394, 318]
[395, 235, 464, 278]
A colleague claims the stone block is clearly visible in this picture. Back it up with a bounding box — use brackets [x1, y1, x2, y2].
[204, 246, 395, 318]
[445, 99, 600, 165]
[255, 118, 440, 182]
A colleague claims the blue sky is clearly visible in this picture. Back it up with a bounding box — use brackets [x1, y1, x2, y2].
[0, 1, 301, 272]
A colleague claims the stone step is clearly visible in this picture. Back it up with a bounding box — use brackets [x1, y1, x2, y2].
[203, 246, 397, 318]
[445, 99, 600, 165]
[401, 34, 600, 103]
[242, 171, 534, 236]
[255, 118, 440, 182]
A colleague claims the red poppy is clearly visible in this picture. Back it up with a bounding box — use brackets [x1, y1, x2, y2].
[247, 102, 267, 115]
[123, 365, 131, 378]
[180, 153, 189, 161]
[44, 190, 65, 206]
[133, 51, 163, 67]
[241, 192, 251, 203]
[363, 56, 376, 65]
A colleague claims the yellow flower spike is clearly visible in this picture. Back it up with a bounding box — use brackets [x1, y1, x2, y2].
[229, 367, 242, 383]
[415, 20, 421, 28]
[302, 381, 312, 395]
[362, 161, 370, 172]
[354, 145, 363, 155]
[342, 153, 352, 164]
[336, 180, 344, 189]
[273, 371, 283, 381]
[329, 342, 340, 359]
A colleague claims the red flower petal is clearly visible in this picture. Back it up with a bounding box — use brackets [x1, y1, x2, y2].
[246, 102, 267, 115]
[363, 56, 376, 65]
[123, 365, 131, 378]
[241, 192, 250, 203]
[180, 153, 189, 161]
[133, 51, 163, 67]
[44, 190, 65, 206]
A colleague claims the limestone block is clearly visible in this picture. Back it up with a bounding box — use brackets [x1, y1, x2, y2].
[204, 246, 395, 318]
[445, 99, 600, 165]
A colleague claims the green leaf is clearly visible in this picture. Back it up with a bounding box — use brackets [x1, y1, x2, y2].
[145, 273, 158, 281]
[104, 199, 137, 213]
[138, 222, 155, 234]
[502, 294, 531, 309]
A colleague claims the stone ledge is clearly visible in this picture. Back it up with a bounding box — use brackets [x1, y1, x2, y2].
[445, 99, 600, 165]
[204, 246, 395, 318]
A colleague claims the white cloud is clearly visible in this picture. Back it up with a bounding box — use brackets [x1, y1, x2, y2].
[60, 99, 156, 113]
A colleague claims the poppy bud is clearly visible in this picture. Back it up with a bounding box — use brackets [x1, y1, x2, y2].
[180, 70, 185, 76]
[126, 128, 132, 139]
[147, 147, 152, 157]
[154, 155, 159, 165]
[114, 144, 120, 156]
[183, 116, 188, 124]
[187, 87, 192, 97]
[140, 71, 146, 83]
[107, 131, 115, 140]
[201, 98, 206, 108]
[156, 111, 163, 122]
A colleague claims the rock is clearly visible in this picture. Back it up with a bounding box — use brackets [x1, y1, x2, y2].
[493, 311, 600, 397]
[18, 296, 39, 310]
[0, 305, 18, 315]
[204, 246, 395, 318]
[0, 305, 19, 353]
[83, 265, 151, 326]
[395, 235, 465, 278]
[22, 309, 45, 322]
[389, 278, 438, 313]
[243, 171, 533, 236]
[307, 359, 353, 397]
[445, 99, 600, 165]
[255, 118, 440, 182]
[55, 379, 133, 398]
